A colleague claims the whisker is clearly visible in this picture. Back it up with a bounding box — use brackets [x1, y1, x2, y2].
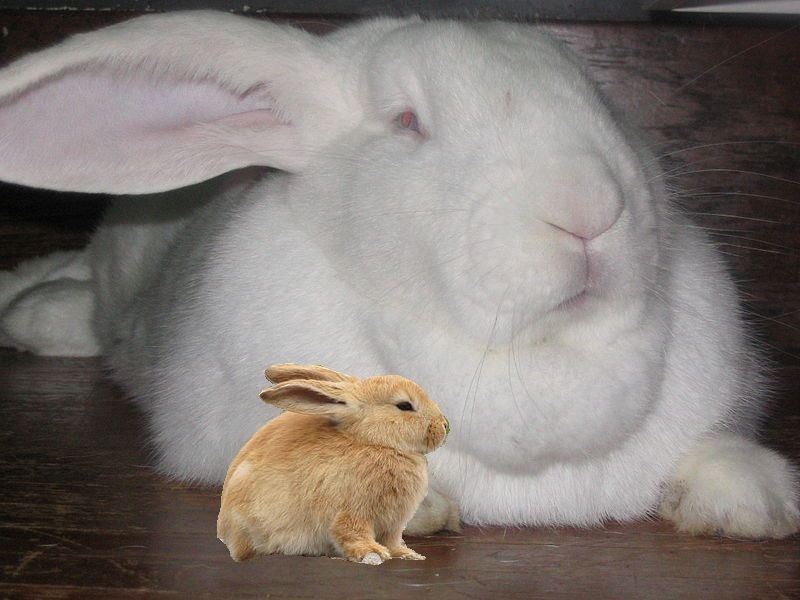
[674, 23, 800, 93]
[641, 140, 800, 167]
[744, 309, 800, 336]
[713, 243, 800, 259]
[701, 233, 800, 254]
[673, 191, 800, 207]
[649, 157, 720, 183]
[771, 307, 800, 320]
[680, 212, 786, 226]
[661, 168, 800, 187]
[457, 286, 506, 504]
[509, 301, 551, 422]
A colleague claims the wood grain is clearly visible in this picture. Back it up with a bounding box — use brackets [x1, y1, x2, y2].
[0, 12, 798, 599]
[0, 1, 650, 21]
[1, 351, 799, 598]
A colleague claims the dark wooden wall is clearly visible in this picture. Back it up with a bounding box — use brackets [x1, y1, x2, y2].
[0, 1, 651, 20]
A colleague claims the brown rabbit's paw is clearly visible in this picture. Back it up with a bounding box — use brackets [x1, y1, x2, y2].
[229, 543, 256, 562]
[360, 552, 384, 565]
[346, 542, 392, 565]
[391, 545, 426, 560]
[220, 531, 256, 562]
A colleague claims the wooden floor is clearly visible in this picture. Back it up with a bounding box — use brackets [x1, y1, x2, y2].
[0, 351, 798, 599]
[1, 11, 799, 600]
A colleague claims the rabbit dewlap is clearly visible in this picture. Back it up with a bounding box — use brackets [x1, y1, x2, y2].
[217, 364, 449, 565]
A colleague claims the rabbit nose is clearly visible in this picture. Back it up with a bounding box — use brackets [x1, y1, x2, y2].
[425, 416, 449, 452]
[437, 416, 449, 446]
[545, 220, 591, 242]
[440, 415, 450, 445]
[543, 207, 618, 242]
[533, 155, 623, 242]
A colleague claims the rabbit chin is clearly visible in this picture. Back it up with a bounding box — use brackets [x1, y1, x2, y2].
[435, 265, 650, 349]
[366, 288, 664, 473]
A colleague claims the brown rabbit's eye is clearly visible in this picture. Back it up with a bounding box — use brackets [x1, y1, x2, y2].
[396, 401, 415, 412]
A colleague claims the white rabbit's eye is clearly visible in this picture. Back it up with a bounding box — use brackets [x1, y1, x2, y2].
[396, 110, 422, 135]
[396, 401, 415, 412]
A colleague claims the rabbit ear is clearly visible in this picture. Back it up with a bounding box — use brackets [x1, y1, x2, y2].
[0, 11, 347, 194]
[259, 380, 356, 417]
[265, 364, 357, 385]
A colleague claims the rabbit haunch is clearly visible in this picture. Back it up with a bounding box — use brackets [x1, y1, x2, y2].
[0, 11, 796, 538]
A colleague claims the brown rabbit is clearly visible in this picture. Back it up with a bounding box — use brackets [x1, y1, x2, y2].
[217, 364, 450, 565]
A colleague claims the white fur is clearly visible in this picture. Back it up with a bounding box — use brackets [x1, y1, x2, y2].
[659, 434, 800, 538]
[360, 553, 383, 565]
[405, 485, 461, 535]
[0, 250, 98, 355]
[0, 12, 796, 538]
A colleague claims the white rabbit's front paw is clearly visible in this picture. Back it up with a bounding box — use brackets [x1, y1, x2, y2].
[405, 487, 461, 536]
[659, 434, 799, 539]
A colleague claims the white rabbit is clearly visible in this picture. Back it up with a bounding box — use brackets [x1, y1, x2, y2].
[0, 11, 796, 538]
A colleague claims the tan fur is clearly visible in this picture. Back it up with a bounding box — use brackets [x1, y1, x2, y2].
[217, 364, 449, 564]
[265, 363, 357, 385]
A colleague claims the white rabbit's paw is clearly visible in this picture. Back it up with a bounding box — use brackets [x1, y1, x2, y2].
[405, 487, 461, 536]
[0, 278, 100, 356]
[660, 435, 799, 539]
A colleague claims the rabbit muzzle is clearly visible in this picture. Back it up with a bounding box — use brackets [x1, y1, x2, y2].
[424, 416, 449, 453]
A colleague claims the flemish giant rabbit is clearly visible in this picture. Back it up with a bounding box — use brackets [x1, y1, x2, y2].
[0, 12, 797, 538]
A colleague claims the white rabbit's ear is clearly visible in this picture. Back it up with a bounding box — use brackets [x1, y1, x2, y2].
[0, 11, 346, 194]
[259, 380, 357, 417]
[265, 363, 357, 385]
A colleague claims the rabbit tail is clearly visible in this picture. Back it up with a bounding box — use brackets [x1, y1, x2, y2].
[0, 249, 100, 356]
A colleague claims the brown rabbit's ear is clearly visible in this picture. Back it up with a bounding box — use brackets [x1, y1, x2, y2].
[265, 364, 356, 385]
[259, 380, 356, 417]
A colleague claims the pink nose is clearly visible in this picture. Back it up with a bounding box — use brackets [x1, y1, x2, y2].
[534, 156, 623, 241]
